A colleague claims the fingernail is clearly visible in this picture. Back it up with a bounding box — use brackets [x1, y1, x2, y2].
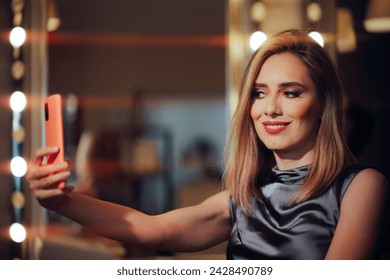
[49, 146, 59, 152]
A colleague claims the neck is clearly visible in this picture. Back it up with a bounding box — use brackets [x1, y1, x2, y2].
[273, 149, 314, 170]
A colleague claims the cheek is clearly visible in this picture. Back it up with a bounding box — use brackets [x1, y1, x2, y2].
[287, 99, 320, 121]
[290, 104, 321, 134]
[250, 100, 262, 121]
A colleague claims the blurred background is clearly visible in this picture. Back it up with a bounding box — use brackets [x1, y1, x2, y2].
[0, 0, 389, 259]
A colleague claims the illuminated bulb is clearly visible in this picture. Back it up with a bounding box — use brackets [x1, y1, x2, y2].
[251, 2, 267, 22]
[12, 126, 26, 143]
[309, 31, 324, 47]
[9, 27, 26, 48]
[11, 191, 25, 209]
[9, 223, 27, 243]
[249, 31, 267, 51]
[307, 2, 322, 23]
[10, 156, 28, 177]
[47, 18, 61, 32]
[10, 91, 27, 112]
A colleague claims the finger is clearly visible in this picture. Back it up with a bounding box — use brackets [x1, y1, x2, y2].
[34, 188, 68, 201]
[65, 159, 73, 170]
[32, 147, 60, 165]
[63, 185, 75, 193]
[27, 161, 69, 181]
[29, 170, 71, 190]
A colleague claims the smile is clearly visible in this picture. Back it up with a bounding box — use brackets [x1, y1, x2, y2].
[262, 121, 290, 134]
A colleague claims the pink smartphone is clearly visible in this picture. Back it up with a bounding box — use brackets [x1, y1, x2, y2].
[44, 94, 65, 189]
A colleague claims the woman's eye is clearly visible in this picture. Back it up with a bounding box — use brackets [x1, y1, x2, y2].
[284, 91, 301, 98]
[253, 90, 265, 99]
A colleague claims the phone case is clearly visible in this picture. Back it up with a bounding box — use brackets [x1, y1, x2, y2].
[44, 94, 65, 189]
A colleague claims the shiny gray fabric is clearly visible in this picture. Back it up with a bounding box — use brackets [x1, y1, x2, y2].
[227, 165, 364, 260]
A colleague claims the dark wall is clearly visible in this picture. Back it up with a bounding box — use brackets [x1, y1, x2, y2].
[337, 0, 390, 255]
[337, 0, 390, 176]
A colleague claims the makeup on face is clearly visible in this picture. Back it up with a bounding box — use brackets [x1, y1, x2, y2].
[250, 53, 321, 157]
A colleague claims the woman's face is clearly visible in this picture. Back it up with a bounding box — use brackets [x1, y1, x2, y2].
[251, 52, 321, 160]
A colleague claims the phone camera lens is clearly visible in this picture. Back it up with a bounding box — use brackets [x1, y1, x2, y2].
[45, 104, 49, 121]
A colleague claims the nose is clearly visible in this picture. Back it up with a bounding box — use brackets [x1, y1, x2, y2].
[265, 95, 282, 117]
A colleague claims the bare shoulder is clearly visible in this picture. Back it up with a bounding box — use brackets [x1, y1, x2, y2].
[326, 168, 388, 259]
[342, 167, 388, 211]
[349, 168, 388, 193]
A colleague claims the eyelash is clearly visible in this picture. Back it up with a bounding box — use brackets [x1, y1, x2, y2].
[284, 91, 302, 98]
[252, 90, 265, 99]
[252, 90, 302, 99]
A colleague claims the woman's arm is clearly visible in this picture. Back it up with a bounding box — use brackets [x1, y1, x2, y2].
[325, 168, 389, 259]
[27, 147, 232, 253]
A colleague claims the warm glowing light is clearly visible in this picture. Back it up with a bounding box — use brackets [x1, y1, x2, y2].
[309, 31, 324, 47]
[11, 191, 25, 209]
[364, 18, 390, 33]
[307, 2, 322, 22]
[364, 0, 390, 33]
[47, 18, 61, 32]
[12, 126, 26, 143]
[251, 2, 267, 22]
[10, 156, 28, 177]
[9, 223, 27, 243]
[249, 31, 267, 51]
[10, 91, 27, 112]
[9, 27, 26, 48]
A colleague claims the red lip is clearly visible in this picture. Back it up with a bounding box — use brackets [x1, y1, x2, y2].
[262, 121, 291, 134]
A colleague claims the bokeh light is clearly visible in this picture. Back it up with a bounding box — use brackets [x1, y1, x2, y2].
[10, 156, 28, 177]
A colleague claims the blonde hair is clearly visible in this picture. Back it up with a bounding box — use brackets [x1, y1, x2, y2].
[223, 29, 356, 213]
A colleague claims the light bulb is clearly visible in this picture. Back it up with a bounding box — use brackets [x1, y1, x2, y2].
[9, 27, 26, 48]
[251, 2, 267, 22]
[309, 31, 324, 47]
[10, 91, 27, 112]
[249, 31, 267, 51]
[10, 156, 28, 177]
[9, 223, 27, 243]
[307, 2, 322, 23]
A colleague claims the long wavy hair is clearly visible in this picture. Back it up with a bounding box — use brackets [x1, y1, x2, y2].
[223, 29, 356, 213]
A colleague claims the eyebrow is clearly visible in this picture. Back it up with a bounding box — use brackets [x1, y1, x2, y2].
[254, 82, 306, 88]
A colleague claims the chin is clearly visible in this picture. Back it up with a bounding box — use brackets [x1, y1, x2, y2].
[260, 139, 286, 150]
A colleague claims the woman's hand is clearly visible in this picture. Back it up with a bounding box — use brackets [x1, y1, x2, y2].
[26, 146, 73, 209]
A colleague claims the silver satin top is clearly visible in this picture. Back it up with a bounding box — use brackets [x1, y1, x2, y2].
[227, 165, 365, 260]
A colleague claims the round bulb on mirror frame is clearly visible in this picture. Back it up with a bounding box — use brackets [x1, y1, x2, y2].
[11, 191, 25, 209]
[251, 2, 267, 22]
[11, 60, 25, 80]
[309, 31, 324, 47]
[10, 156, 28, 177]
[13, 47, 21, 60]
[9, 223, 27, 243]
[10, 91, 27, 112]
[9, 26, 26, 48]
[249, 31, 267, 51]
[12, 126, 25, 143]
[307, 2, 322, 23]
[13, 11, 23, 26]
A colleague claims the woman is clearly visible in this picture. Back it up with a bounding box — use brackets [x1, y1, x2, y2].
[27, 30, 388, 259]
